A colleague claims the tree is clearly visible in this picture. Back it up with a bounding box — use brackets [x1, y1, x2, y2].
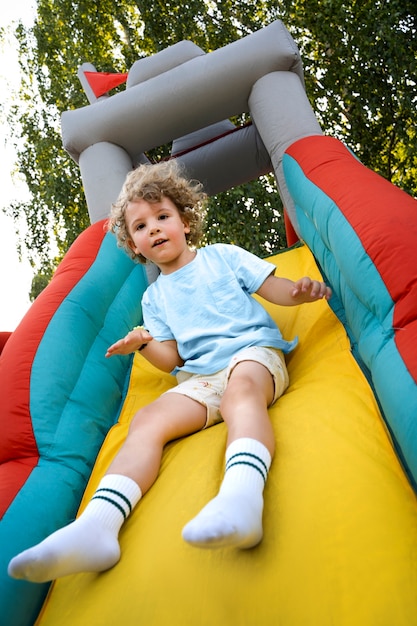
[280, 0, 417, 195]
[8, 0, 146, 274]
[204, 178, 286, 258]
[5, 0, 417, 289]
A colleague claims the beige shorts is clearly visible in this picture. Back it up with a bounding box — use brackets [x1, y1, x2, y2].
[165, 346, 289, 429]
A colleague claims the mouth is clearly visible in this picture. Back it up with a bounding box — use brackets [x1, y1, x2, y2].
[152, 238, 167, 248]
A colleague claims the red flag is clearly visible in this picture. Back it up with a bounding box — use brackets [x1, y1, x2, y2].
[84, 71, 128, 98]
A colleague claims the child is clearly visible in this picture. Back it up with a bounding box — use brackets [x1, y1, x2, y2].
[8, 161, 331, 582]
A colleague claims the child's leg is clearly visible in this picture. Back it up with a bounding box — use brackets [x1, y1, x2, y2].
[182, 360, 276, 549]
[8, 394, 206, 582]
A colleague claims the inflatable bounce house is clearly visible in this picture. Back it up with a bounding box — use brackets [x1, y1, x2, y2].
[1, 20, 417, 626]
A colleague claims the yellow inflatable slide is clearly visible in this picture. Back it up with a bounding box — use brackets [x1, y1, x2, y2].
[36, 246, 417, 626]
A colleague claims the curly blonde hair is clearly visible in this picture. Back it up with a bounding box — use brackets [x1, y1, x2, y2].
[108, 160, 207, 263]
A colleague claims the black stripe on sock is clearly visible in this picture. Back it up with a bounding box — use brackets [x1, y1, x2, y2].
[95, 487, 133, 514]
[225, 459, 267, 483]
[226, 452, 268, 479]
[91, 495, 128, 520]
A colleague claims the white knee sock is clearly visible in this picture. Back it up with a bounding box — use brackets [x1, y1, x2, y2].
[8, 474, 141, 583]
[182, 437, 271, 549]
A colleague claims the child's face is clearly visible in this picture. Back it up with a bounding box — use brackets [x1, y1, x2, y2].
[125, 196, 194, 274]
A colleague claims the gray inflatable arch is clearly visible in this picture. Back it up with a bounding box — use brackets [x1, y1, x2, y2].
[61, 20, 322, 234]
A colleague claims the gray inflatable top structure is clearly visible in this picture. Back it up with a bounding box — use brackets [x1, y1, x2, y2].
[61, 20, 322, 235]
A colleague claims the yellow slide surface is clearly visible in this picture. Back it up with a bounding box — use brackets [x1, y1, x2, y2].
[37, 245, 417, 626]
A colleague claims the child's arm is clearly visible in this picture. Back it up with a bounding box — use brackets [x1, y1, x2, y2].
[105, 328, 183, 373]
[256, 274, 332, 306]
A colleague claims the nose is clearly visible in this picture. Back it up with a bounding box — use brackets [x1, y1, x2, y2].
[149, 222, 161, 235]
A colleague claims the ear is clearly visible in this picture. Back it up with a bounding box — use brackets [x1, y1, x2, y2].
[127, 238, 139, 255]
[183, 219, 191, 234]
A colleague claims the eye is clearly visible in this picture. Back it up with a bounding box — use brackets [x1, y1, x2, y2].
[135, 223, 145, 230]
[158, 213, 169, 221]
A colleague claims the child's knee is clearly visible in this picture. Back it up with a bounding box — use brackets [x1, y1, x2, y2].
[128, 403, 174, 444]
[128, 404, 157, 435]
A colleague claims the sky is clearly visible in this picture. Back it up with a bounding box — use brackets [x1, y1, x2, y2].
[0, 1, 36, 331]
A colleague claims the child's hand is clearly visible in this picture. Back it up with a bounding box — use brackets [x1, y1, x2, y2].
[105, 327, 153, 357]
[291, 277, 332, 303]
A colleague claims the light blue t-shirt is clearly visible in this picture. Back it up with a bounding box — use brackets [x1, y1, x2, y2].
[142, 243, 298, 375]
